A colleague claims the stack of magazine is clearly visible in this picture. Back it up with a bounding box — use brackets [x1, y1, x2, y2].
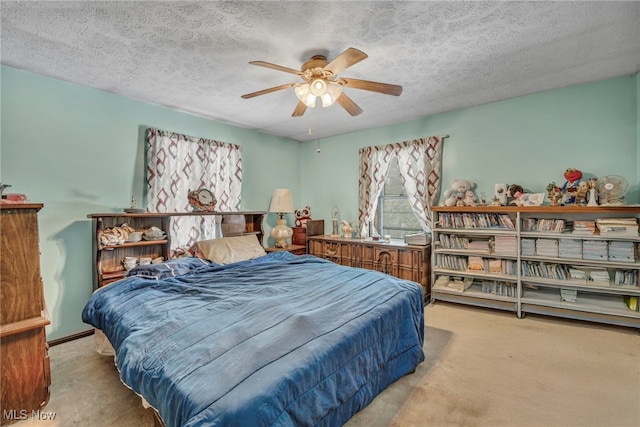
[583, 240, 608, 260]
[596, 218, 639, 237]
[572, 220, 597, 235]
[561, 288, 577, 303]
[559, 239, 583, 259]
[608, 241, 636, 262]
[588, 268, 610, 285]
[494, 235, 517, 256]
[434, 275, 474, 292]
[521, 238, 535, 256]
[536, 238, 559, 257]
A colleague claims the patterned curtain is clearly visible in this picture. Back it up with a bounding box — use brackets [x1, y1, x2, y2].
[358, 136, 443, 236]
[146, 128, 242, 252]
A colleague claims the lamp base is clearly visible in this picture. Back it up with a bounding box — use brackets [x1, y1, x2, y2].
[271, 216, 292, 248]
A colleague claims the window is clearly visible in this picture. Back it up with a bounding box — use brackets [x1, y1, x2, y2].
[376, 157, 423, 239]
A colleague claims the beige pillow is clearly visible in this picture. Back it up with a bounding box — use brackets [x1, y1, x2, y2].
[193, 234, 266, 264]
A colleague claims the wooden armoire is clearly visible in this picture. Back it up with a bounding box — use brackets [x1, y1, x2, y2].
[1, 204, 50, 424]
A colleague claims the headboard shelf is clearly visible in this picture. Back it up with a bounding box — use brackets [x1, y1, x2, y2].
[87, 211, 266, 289]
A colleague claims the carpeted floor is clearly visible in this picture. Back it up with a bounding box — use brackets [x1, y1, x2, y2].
[15, 302, 640, 426]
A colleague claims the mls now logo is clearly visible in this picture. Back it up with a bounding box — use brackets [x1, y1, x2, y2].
[3, 409, 57, 421]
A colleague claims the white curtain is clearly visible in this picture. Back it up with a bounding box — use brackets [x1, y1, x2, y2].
[358, 136, 443, 236]
[146, 128, 242, 252]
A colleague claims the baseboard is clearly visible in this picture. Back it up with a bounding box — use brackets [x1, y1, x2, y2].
[48, 329, 95, 347]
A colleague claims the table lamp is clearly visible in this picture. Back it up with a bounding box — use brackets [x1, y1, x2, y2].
[269, 189, 294, 248]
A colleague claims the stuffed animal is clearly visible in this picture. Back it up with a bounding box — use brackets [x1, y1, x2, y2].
[463, 190, 477, 206]
[507, 184, 546, 206]
[507, 184, 525, 205]
[295, 206, 312, 227]
[442, 179, 476, 207]
[561, 168, 583, 205]
[575, 180, 589, 205]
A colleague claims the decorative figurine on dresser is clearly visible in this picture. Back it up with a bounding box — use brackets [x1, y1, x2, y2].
[1, 203, 51, 423]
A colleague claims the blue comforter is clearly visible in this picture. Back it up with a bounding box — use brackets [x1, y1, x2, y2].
[82, 252, 425, 426]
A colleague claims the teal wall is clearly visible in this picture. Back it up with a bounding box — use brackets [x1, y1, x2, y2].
[300, 74, 639, 232]
[1, 66, 300, 340]
[1, 65, 638, 340]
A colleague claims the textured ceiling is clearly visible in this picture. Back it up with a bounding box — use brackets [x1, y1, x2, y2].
[2, 1, 639, 142]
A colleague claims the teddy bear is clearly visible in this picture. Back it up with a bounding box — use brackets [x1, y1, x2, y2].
[294, 206, 312, 227]
[441, 179, 476, 207]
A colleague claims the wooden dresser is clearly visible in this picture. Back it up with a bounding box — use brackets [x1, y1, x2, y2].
[0, 204, 50, 423]
[308, 235, 431, 300]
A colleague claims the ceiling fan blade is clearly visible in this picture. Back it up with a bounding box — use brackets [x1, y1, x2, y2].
[249, 61, 303, 76]
[324, 47, 368, 76]
[292, 101, 307, 117]
[339, 77, 403, 96]
[335, 93, 363, 116]
[241, 82, 296, 99]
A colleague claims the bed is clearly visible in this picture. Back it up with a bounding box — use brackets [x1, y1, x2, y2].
[82, 236, 425, 427]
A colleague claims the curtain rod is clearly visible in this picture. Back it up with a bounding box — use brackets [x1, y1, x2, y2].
[440, 134, 450, 139]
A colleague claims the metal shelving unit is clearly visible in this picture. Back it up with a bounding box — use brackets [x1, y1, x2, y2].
[431, 205, 640, 329]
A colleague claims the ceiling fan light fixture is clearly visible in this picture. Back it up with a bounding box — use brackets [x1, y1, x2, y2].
[295, 83, 316, 107]
[244, 48, 400, 117]
[309, 78, 328, 96]
[321, 82, 342, 107]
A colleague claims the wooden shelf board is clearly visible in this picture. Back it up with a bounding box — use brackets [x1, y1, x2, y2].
[0, 315, 50, 338]
[434, 248, 518, 259]
[520, 255, 640, 269]
[101, 239, 168, 250]
[433, 268, 518, 283]
[521, 288, 640, 319]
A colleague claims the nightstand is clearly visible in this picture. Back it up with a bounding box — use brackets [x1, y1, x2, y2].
[292, 227, 306, 246]
[264, 244, 306, 255]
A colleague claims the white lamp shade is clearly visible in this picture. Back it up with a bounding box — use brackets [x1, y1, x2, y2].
[269, 189, 294, 213]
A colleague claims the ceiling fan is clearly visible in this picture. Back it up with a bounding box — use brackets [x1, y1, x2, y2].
[241, 47, 402, 117]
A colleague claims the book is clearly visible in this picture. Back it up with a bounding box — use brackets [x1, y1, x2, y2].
[488, 259, 503, 273]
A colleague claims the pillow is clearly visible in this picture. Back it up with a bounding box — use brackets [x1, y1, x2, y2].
[126, 257, 211, 279]
[191, 234, 266, 264]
